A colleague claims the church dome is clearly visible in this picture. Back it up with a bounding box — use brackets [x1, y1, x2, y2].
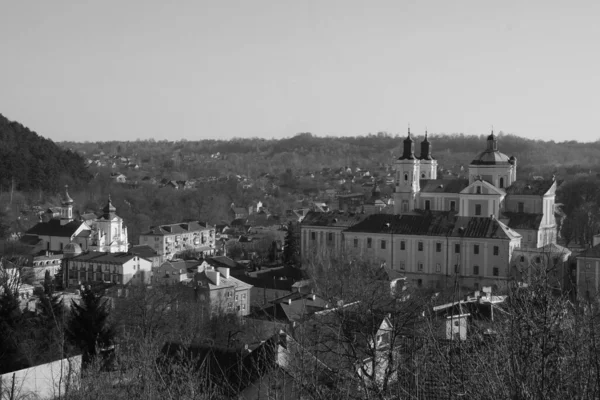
[63, 242, 82, 258]
[61, 185, 74, 206]
[102, 195, 117, 217]
[471, 130, 511, 165]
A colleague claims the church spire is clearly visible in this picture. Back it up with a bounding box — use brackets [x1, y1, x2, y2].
[399, 127, 415, 160]
[420, 129, 433, 160]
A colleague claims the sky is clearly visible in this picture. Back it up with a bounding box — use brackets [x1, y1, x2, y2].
[1, 0, 599, 143]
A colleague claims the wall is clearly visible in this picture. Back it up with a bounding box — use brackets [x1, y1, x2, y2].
[0, 355, 81, 400]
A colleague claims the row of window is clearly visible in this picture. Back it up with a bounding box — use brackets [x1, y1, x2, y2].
[396, 262, 500, 276]
[357, 238, 500, 256]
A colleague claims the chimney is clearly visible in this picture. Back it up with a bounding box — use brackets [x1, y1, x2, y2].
[206, 270, 220, 286]
[218, 267, 230, 279]
[287, 298, 292, 305]
[310, 294, 316, 301]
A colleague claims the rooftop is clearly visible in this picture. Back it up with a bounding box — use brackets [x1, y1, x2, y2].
[420, 179, 469, 194]
[301, 211, 368, 228]
[142, 221, 212, 236]
[505, 179, 555, 196]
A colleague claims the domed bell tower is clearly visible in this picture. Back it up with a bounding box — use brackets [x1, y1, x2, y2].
[418, 131, 437, 180]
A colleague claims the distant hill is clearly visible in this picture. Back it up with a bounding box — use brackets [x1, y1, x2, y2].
[0, 113, 91, 192]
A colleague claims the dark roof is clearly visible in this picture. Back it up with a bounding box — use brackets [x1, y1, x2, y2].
[19, 235, 43, 246]
[502, 212, 543, 230]
[130, 245, 160, 259]
[204, 256, 239, 269]
[70, 251, 145, 264]
[142, 221, 212, 235]
[505, 179, 555, 196]
[301, 211, 368, 228]
[344, 212, 519, 240]
[25, 219, 84, 238]
[577, 243, 600, 259]
[419, 179, 469, 194]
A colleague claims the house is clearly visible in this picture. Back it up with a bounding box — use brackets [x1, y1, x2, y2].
[110, 172, 127, 183]
[138, 221, 216, 262]
[337, 193, 365, 212]
[248, 291, 333, 330]
[25, 252, 63, 283]
[510, 242, 572, 291]
[190, 266, 253, 316]
[199, 256, 245, 277]
[129, 245, 162, 268]
[230, 204, 249, 220]
[63, 250, 152, 288]
[152, 259, 201, 286]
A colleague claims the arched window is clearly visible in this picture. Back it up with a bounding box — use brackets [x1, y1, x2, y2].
[421, 173, 425, 178]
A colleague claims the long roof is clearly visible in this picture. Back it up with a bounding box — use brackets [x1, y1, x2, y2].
[70, 251, 147, 264]
[301, 211, 368, 228]
[142, 221, 212, 235]
[420, 179, 469, 194]
[25, 219, 85, 238]
[344, 212, 520, 240]
[502, 212, 543, 230]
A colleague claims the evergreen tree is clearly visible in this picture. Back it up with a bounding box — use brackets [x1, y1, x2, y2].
[0, 282, 25, 372]
[283, 222, 300, 267]
[67, 286, 115, 361]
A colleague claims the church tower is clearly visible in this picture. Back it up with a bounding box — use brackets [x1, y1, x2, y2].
[90, 195, 129, 253]
[418, 131, 437, 180]
[60, 185, 74, 226]
[394, 128, 421, 214]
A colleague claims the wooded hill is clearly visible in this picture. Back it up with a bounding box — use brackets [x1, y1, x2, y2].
[0, 113, 91, 192]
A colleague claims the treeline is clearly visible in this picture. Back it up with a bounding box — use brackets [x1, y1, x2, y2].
[0, 113, 92, 192]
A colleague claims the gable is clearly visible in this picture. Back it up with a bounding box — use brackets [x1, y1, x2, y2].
[460, 180, 505, 196]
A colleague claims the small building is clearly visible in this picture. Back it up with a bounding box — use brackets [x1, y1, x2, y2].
[64, 251, 152, 288]
[152, 259, 202, 286]
[191, 266, 252, 317]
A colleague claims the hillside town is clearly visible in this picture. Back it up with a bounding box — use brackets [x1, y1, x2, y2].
[2, 131, 598, 399]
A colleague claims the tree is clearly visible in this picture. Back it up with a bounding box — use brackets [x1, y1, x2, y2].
[67, 286, 115, 362]
[283, 222, 300, 267]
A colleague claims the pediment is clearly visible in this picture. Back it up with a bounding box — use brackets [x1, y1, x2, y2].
[460, 179, 506, 196]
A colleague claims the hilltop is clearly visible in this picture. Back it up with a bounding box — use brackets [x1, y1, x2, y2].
[0, 114, 91, 192]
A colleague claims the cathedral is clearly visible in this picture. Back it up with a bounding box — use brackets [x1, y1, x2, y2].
[393, 129, 557, 248]
[301, 130, 560, 289]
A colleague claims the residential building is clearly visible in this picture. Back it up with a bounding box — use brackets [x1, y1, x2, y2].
[64, 250, 152, 288]
[138, 221, 216, 261]
[153, 259, 201, 286]
[190, 266, 252, 316]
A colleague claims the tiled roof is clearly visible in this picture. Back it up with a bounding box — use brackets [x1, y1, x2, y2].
[204, 256, 239, 269]
[419, 179, 469, 194]
[505, 179, 555, 196]
[345, 212, 520, 240]
[502, 212, 543, 230]
[70, 251, 143, 264]
[26, 219, 85, 238]
[301, 211, 368, 228]
[142, 221, 212, 236]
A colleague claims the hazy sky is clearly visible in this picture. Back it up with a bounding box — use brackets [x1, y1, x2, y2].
[1, 0, 599, 142]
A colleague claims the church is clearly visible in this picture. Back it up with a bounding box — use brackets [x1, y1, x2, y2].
[301, 130, 560, 290]
[21, 186, 129, 254]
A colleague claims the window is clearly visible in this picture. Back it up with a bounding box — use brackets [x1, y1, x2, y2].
[353, 238, 358, 248]
[535, 256, 541, 263]
[311, 232, 316, 240]
[475, 204, 482, 216]
[518, 202, 524, 213]
[425, 200, 431, 210]
[400, 241, 406, 250]
[454, 264, 459, 273]
[493, 246, 499, 256]
[242, 304, 246, 310]
[474, 282, 479, 290]
[404, 173, 408, 181]
[235, 294, 239, 301]
[436, 242, 442, 252]
[499, 177, 504, 188]
[328, 232, 334, 241]
[493, 267, 499, 276]
[476, 186, 481, 194]
[400, 262, 405, 270]
[418, 242, 423, 251]
[473, 265, 479, 275]
[450, 201, 456, 211]
[520, 256, 525, 262]
[436, 263, 441, 272]
[474, 244, 479, 255]
[455, 244, 460, 254]
[381, 240, 386, 250]
[242, 293, 246, 299]
[586, 263, 591, 270]
[418, 262, 423, 271]
[367, 238, 372, 248]
[402, 201, 409, 213]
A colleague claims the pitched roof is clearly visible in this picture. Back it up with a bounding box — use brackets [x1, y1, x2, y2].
[577, 243, 600, 259]
[194, 270, 253, 291]
[344, 212, 520, 240]
[502, 212, 543, 230]
[142, 221, 212, 235]
[129, 244, 160, 259]
[505, 179, 555, 196]
[70, 251, 144, 264]
[301, 211, 368, 228]
[203, 256, 239, 269]
[419, 179, 469, 194]
[25, 219, 85, 238]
